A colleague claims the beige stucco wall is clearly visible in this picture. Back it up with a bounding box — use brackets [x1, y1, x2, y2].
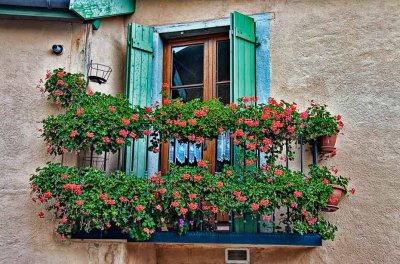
[1, 0, 399, 263]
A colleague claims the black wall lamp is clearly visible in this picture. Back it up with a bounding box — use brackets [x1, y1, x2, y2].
[52, 44, 63, 55]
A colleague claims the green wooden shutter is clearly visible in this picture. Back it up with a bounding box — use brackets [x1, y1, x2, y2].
[230, 11, 257, 168]
[230, 11, 256, 102]
[125, 22, 153, 177]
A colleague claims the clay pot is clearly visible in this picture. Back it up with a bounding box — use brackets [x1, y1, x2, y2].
[323, 184, 346, 212]
[318, 134, 337, 153]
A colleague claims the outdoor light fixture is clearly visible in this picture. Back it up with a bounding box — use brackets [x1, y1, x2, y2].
[52, 44, 63, 55]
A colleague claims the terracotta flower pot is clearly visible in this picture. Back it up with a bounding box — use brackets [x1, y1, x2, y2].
[323, 184, 346, 212]
[318, 134, 337, 153]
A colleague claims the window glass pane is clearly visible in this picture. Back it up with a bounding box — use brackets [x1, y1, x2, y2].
[217, 40, 230, 82]
[172, 44, 204, 86]
[217, 83, 230, 105]
[171, 86, 203, 102]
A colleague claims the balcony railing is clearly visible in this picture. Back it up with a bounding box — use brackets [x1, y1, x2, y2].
[71, 136, 323, 247]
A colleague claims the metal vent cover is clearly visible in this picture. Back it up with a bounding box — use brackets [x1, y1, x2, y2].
[225, 248, 250, 264]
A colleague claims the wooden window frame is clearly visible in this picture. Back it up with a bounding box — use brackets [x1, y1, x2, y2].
[161, 33, 229, 174]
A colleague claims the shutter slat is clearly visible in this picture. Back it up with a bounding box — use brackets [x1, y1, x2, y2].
[125, 22, 153, 177]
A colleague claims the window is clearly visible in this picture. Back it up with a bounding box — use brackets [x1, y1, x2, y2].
[124, 12, 271, 177]
[160, 34, 230, 174]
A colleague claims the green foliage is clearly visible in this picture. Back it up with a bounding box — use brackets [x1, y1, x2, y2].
[30, 163, 155, 241]
[302, 102, 344, 141]
[42, 92, 151, 155]
[30, 162, 342, 240]
[151, 98, 235, 145]
[40, 68, 86, 108]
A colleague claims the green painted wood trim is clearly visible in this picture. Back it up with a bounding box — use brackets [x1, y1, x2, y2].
[0, 5, 80, 20]
[91, 19, 101, 30]
[125, 22, 153, 178]
[69, 0, 135, 20]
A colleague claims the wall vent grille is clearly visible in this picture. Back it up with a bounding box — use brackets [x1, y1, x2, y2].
[225, 248, 250, 264]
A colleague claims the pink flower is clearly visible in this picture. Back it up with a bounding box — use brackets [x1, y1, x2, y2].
[152, 148, 160, 153]
[54, 89, 64, 96]
[43, 192, 53, 198]
[145, 107, 152, 113]
[293, 191, 302, 198]
[158, 188, 166, 194]
[135, 204, 144, 212]
[188, 193, 197, 199]
[322, 178, 329, 185]
[188, 118, 197, 125]
[86, 132, 94, 138]
[216, 181, 224, 188]
[156, 204, 162, 211]
[122, 118, 130, 125]
[102, 137, 111, 143]
[119, 196, 129, 203]
[197, 160, 206, 167]
[260, 199, 270, 206]
[56, 71, 65, 78]
[171, 201, 179, 207]
[115, 138, 124, 145]
[262, 215, 271, 221]
[211, 206, 219, 213]
[143, 129, 151, 136]
[46, 72, 52, 79]
[180, 207, 188, 215]
[106, 199, 116, 205]
[226, 170, 233, 176]
[350, 188, 356, 195]
[61, 174, 70, 179]
[99, 193, 108, 200]
[300, 112, 308, 119]
[290, 202, 298, 209]
[108, 106, 116, 112]
[131, 114, 139, 120]
[87, 89, 94, 96]
[250, 203, 260, 211]
[119, 129, 129, 138]
[75, 200, 84, 206]
[238, 196, 247, 202]
[193, 175, 202, 182]
[173, 191, 181, 199]
[274, 169, 283, 176]
[70, 130, 78, 138]
[56, 80, 64, 86]
[188, 203, 198, 210]
[182, 173, 191, 180]
[60, 217, 68, 224]
[129, 132, 137, 139]
[336, 115, 342, 121]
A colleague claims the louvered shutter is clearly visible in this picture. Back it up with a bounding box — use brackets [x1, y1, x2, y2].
[230, 11, 256, 102]
[125, 22, 153, 177]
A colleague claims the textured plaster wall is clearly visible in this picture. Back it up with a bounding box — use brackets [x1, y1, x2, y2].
[0, 19, 128, 263]
[0, 0, 399, 263]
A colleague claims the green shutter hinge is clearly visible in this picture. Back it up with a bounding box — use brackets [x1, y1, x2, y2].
[255, 36, 261, 46]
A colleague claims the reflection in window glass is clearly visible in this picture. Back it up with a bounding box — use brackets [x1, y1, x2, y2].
[217, 40, 230, 82]
[172, 44, 204, 86]
[171, 86, 203, 102]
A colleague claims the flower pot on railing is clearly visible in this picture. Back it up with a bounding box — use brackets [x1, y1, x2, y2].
[323, 184, 346, 212]
[318, 134, 337, 153]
